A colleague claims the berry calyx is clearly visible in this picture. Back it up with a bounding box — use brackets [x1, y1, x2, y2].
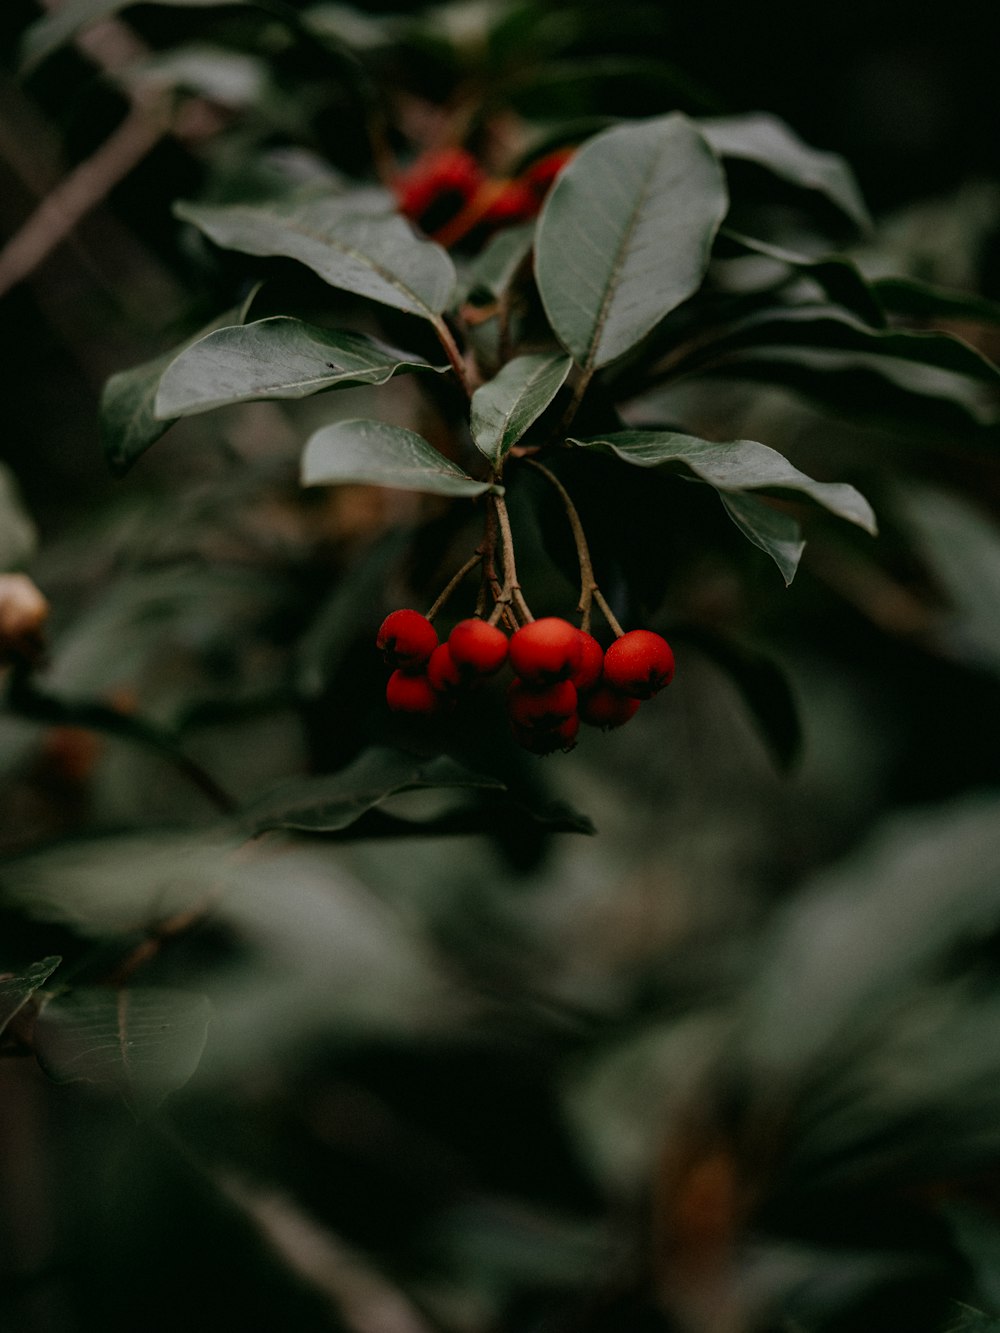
[511, 713, 579, 755]
[427, 643, 464, 697]
[386, 670, 439, 714]
[602, 630, 675, 699]
[507, 678, 577, 729]
[509, 617, 583, 685]
[448, 619, 509, 676]
[579, 684, 640, 730]
[377, 609, 438, 673]
[571, 631, 604, 693]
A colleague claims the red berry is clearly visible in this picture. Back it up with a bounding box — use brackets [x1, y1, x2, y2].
[512, 713, 579, 755]
[480, 179, 538, 227]
[579, 684, 640, 730]
[448, 619, 508, 676]
[427, 643, 464, 697]
[377, 609, 438, 672]
[507, 678, 577, 729]
[386, 670, 439, 714]
[521, 148, 575, 198]
[509, 617, 582, 685]
[395, 147, 484, 222]
[602, 630, 675, 699]
[571, 631, 604, 692]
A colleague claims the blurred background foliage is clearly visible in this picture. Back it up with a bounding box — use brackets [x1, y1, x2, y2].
[2, 2, 1000, 1331]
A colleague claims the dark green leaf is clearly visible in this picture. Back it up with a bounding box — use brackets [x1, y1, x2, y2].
[871, 276, 1000, 326]
[0, 465, 37, 572]
[470, 353, 572, 464]
[719, 490, 806, 585]
[155, 318, 446, 418]
[718, 229, 885, 327]
[572, 429, 876, 535]
[700, 112, 872, 234]
[239, 747, 506, 836]
[947, 1310, 1000, 1333]
[0, 957, 61, 1039]
[34, 986, 211, 1115]
[535, 114, 728, 370]
[301, 419, 492, 497]
[175, 196, 455, 322]
[458, 223, 534, 304]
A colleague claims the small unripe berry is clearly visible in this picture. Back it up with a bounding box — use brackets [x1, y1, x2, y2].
[448, 618, 508, 676]
[579, 684, 640, 730]
[603, 630, 675, 699]
[509, 617, 582, 685]
[507, 678, 577, 729]
[571, 631, 604, 693]
[427, 643, 464, 697]
[386, 670, 439, 714]
[377, 609, 438, 673]
[512, 713, 579, 755]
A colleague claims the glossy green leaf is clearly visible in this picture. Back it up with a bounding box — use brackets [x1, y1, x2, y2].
[534, 114, 728, 370]
[572, 429, 876, 535]
[175, 196, 456, 322]
[470, 353, 572, 463]
[155, 318, 446, 418]
[719, 490, 806, 585]
[871, 276, 1000, 326]
[302, 419, 492, 497]
[0, 465, 38, 572]
[0, 957, 61, 1039]
[239, 748, 506, 836]
[34, 986, 211, 1115]
[700, 112, 872, 234]
[19, 0, 250, 72]
[718, 229, 885, 327]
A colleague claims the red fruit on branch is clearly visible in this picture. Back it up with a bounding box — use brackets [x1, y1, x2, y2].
[570, 631, 604, 693]
[394, 147, 484, 227]
[377, 609, 438, 672]
[507, 678, 577, 729]
[602, 630, 675, 699]
[579, 684, 640, 730]
[386, 670, 439, 714]
[448, 618, 509, 676]
[509, 617, 583, 685]
[427, 643, 464, 697]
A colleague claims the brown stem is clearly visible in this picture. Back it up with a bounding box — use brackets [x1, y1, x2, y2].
[425, 550, 482, 622]
[492, 492, 533, 625]
[432, 316, 473, 397]
[593, 588, 625, 638]
[551, 366, 593, 444]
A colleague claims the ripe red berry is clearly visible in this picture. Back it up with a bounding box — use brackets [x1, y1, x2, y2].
[427, 643, 464, 697]
[377, 609, 438, 673]
[394, 147, 484, 224]
[386, 670, 439, 714]
[579, 684, 640, 730]
[602, 630, 675, 699]
[507, 678, 577, 729]
[512, 713, 579, 755]
[448, 619, 508, 676]
[509, 617, 582, 685]
[571, 631, 604, 693]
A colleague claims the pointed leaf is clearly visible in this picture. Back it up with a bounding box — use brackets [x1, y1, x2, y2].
[470, 353, 572, 463]
[0, 957, 61, 1038]
[718, 229, 885, 327]
[239, 748, 506, 836]
[155, 318, 447, 418]
[871, 277, 1000, 326]
[302, 419, 492, 497]
[35, 986, 211, 1115]
[720, 490, 806, 585]
[459, 222, 534, 304]
[572, 429, 877, 535]
[535, 114, 728, 370]
[700, 112, 871, 234]
[176, 196, 456, 321]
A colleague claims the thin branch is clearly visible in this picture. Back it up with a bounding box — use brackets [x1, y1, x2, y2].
[431, 316, 473, 396]
[425, 549, 482, 622]
[491, 492, 533, 625]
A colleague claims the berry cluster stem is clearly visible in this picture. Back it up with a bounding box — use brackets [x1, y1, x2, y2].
[426, 549, 483, 622]
[523, 459, 624, 637]
[490, 492, 534, 627]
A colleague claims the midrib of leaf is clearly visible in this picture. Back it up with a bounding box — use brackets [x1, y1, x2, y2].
[498, 360, 561, 442]
[583, 150, 660, 375]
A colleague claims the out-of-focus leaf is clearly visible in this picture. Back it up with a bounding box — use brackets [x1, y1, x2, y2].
[535, 114, 728, 370]
[301, 419, 492, 497]
[700, 112, 872, 234]
[719, 490, 806, 585]
[0, 957, 61, 1038]
[34, 986, 211, 1115]
[239, 747, 506, 836]
[175, 196, 456, 322]
[470, 353, 572, 464]
[504, 56, 716, 120]
[119, 45, 269, 108]
[872, 277, 1000, 326]
[947, 1309, 1000, 1333]
[0, 465, 37, 572]
[458, 222, 534, 304]
[155, 318, 446, 418]
[572, 430, 876, 534]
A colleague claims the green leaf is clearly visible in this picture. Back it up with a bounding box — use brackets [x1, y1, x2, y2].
[700, 112, 872, 234]
[718, 229, 885, 327]
[19, 0, 250, 72]
[470, 353, 572, 463]
[0, 957, 61, 1039]
[719, 490, 806, 585]
[0, 465, 38, 572]
[947, 1309, 1000, 1333]
[34, 986, 211, 1115]
[155, 318, 447, 418]
[301, 419, 492, 497]
[175, 196, 456, 322]
[534, 113, 728, 370]
[239, 748, 506, 836]
[458, 222, 534, 305]
[572, 429, 877, 536]
[871, 276, 1000, 326]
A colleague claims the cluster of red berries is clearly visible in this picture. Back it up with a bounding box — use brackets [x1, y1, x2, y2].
[377, 609, 674, 755]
